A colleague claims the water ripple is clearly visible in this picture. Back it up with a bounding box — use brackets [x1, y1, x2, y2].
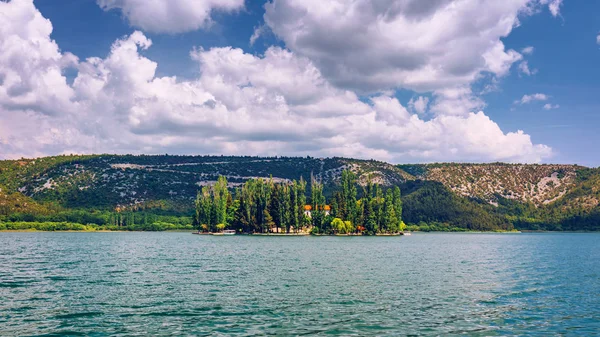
[0, 232, 599, 335]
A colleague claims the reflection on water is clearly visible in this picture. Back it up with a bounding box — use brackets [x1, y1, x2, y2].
[1, 232, 599, 336]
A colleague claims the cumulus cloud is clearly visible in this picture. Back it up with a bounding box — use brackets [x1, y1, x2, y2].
[262, 0, 567, 119]
[429, 87, 485, 116]
[408, 96, 429, 115]
[96, 0, 245, 33]
[515, 93, 549, 104]
[263, 0, 545, 95]
[0, 0, 552, 164]
[597, 33, 600, 45]
[543, 103, 560, 110]
[0, 0, 77, 116]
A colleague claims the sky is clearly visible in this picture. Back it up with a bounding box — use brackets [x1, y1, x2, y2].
[0, 0, 599, 166]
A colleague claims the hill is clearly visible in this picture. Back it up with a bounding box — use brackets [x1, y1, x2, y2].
[399, 163, 600, 230]
[1, 155, 413, 211]
[398, 163, 584, 206]
[0, 155, 599, 231]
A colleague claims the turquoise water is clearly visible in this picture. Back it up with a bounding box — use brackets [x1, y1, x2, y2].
[1, 233, 599, 336]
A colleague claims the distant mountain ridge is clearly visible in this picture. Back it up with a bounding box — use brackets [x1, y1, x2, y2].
[1, 155, 599, 230]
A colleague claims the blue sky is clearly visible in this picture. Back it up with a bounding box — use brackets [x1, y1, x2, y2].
[490, 2, 600, 166]
[1, 0, 599, 166]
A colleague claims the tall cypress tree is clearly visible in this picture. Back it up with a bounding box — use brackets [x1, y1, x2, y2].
[195, 186, 213, 231]
[310, 176, 325, 232]
[341, 170, 358, 225]
[296, 177, 307, 232]
[384, 189, 398, 233]
[214, 176, 229, 226]
[365, 198, 377, 235]
[270, 184, 283, 233]
[283, 184, 292, 233]
[393, 186, 403, 225]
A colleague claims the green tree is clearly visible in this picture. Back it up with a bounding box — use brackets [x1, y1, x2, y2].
[364, 198, 377, 235]
[270, 184, 283, 233]
[310, 176, 326, 233]
[331, 217, 354, 234]
[227, 199, 239, 226]
[213, 176, 229, 226]
[264, 209, 275, 233]
[384, 189, 398, 233]
[341, 170, 358, 225]
[295, 178, 307, 232]
[195, 186, 212, 231]
[282, 184, 293, 233]
[393, 186, 403, 225]
[331, 217, 345, 234]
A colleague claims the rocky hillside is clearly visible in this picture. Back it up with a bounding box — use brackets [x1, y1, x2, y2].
[1, 155, 599, 230]
[0, 155, 413, 210]
[399, 163, 586, 207]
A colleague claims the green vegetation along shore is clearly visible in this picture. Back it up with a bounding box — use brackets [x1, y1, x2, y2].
[193, 171, 405, 235]
[0, 221, 194, 232]
[1, 154, 599, 232]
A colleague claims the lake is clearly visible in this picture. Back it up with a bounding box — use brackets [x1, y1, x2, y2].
[1, 232, 599, 336]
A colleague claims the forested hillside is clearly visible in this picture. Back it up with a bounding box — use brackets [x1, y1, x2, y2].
[399, 163, 600, 230]
[0, 155, 412, 211]
[0, 155, 599, 231]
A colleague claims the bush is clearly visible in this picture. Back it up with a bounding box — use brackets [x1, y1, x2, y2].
[0, 221, 92, 231]
[0, 220, 194, 232]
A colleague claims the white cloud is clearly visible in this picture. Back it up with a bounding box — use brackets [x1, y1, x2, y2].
[408, 96, 430, 115]
[250, 25, 267, 46]
[96, 0, 245, 33]
[261, 0, 568, 120]
[527, 0, 563, 17]
[518, 61, 532, 75]
[0, 0, 553, 164]
[430, 87, 485, 116]
[0, 0, 77, 116]
[540, 0, 563, 17]
[597, 33, 600, 45]
[263, 0, 547, 94]
[516, 93, 549, 104]
[543, 103, 560, 110]
[521, 46, 535, 55]
[517, 47, 537, 76]
[518, 61, 538, 76]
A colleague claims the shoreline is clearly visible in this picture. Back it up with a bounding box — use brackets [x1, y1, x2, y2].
[0, 229, 193, 233]
[4, 230, 599, 234]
